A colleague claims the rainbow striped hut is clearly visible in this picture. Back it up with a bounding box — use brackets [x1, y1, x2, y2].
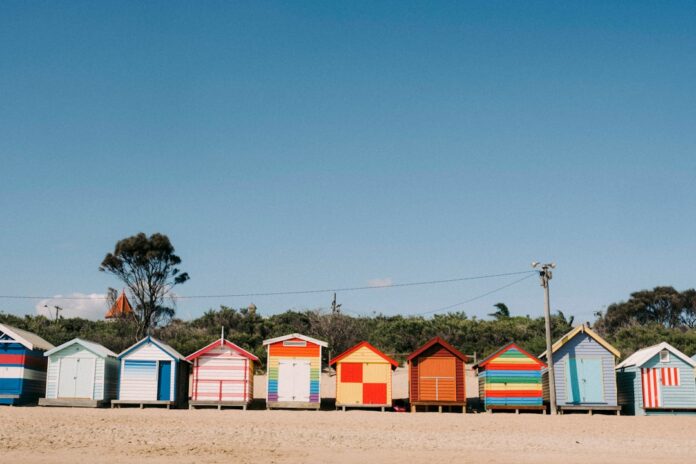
[0, 323, 54, 405]
[263, 333, 327, 409]
[475, 342, 546, 413]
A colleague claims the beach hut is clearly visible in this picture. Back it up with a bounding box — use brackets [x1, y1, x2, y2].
[616, 342, 696, 415]
[186, 337, 259, 410]
[112, 336, 190, 409]
[39, 338, 119, 407]
[329, 341, 398, 411]
[263, 333, 327, 409]
[474, 342, 546, 413]
[0, 323, 54, 405]
[407, 336, 467, 413]
[540, 324, 621, 414]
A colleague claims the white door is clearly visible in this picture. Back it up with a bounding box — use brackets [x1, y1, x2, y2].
[292, 361, 310, 402]
[58, 358, 78, 397]
[75, 358, 95, 398]
[58, 358, 95, 398]
[277, 360, 311, 402]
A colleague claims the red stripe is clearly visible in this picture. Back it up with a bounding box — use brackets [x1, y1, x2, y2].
[0, 354, 24, 365]
[653, 368, 659, 407]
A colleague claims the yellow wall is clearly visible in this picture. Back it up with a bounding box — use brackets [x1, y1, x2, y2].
[336, 346, 393, 406]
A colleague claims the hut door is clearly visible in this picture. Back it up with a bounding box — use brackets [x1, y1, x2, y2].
[419, 358, 456, 401]
[566, 357, 604, 403]
[278, 360, 311, 402]
[157, 361, 172, 401]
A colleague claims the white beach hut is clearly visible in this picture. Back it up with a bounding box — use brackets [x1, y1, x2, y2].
[39, 338, 119, 407]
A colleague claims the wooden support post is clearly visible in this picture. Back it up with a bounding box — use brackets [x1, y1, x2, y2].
[381, 406, 385, 412]
[410, 405, 415, 413]
[438, 405, 442, 413]
[342, 406, 346, 412]
[218, 404, 221, 411]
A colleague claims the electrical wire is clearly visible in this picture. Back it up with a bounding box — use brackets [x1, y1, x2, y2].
[0, 270, 536, 301]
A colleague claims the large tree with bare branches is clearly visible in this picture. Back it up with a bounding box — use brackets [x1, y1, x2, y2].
[100, 232, 189, 339]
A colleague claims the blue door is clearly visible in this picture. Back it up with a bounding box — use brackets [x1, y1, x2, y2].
[157, 361, 171, 401]
[566, 357, 604, 403]
[580, 358, 604, 403]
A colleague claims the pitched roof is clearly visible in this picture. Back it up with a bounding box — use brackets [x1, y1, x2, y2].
[407, 336, 468, 362]
[118, 336, 189, 362]
[262, 333, 328, 347]
[616, 342, 696, 369]
[329, 341, 399, 368]
[105, 290, 134, 319]
[539, 324, 620, 359]
[45, 338, 117, 358]
[0, 323, 54, 351]
[186, 338, 259, 362]
[474, 342, 546, 369]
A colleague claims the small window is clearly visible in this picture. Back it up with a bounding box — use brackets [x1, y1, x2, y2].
[283, 340, 307, 347]
[660, 350, 670, 363]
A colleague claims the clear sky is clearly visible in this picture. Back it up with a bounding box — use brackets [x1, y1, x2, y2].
[1, 1, 695, 322]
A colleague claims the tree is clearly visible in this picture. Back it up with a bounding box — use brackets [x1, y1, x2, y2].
[488, 302, 510, 320]
[594, 287, 695, 336]
[99, 232, 189, 339]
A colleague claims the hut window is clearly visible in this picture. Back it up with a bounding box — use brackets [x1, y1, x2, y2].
[283, 340, 307, 347]
[660, 350, 670, 363]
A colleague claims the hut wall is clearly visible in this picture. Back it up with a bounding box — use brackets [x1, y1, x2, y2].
[267, 338, 321, 404]
[119, 342, 177, 402]
[616, 366, 639, 415]
[46, 344, 101, 400]
[481, 346, 543, 408]
[410, 344, 465, 403]
[336, 346, 392, 406]
[551, 332, 617, 406]
[191, 345, 253, 402]
[0, 342, 47, 405]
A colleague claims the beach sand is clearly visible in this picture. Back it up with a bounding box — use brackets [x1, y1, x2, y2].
[2, 407, 695, 463]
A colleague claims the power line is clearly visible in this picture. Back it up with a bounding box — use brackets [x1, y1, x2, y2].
[0, 270, 536, 301]
[414, 273, 537, 316]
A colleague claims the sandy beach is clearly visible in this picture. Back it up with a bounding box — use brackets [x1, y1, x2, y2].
[2, 407, 696, 463]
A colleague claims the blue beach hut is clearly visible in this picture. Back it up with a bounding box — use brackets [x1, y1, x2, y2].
[0, 323, 54, 405]
[617, 342, 696, 415]
[540, 324, 621, 414]
[112, 336, 190, 409]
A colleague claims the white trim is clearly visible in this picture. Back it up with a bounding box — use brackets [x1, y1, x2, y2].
[616, 342, 696, 369]
[0, 323, 54, 351]
[262, 333, 328, 347]
[45, 338, 116, 358]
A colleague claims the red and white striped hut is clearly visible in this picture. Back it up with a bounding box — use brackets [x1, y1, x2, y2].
[186, 336, 259, 410]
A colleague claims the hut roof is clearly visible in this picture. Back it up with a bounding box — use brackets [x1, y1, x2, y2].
[616, 342, 696, 369]
[0, 323, 54, 351]
[474, 342, 546, 370]
[329, 341, 398, 368]
[407, 336, 467, 362]
[105, 290, 134, 319]
[118, 336, 189, 362]
[186, 338, 259, 362]
[539, 324, 620, 359]
[262, 333, 328, 347]
[45, 338, 116, 358]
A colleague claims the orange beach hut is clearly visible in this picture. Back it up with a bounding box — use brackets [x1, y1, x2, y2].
[407, 336, 467, 413]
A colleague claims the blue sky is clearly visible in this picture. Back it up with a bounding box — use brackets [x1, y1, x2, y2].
[1, 1, 695, 322]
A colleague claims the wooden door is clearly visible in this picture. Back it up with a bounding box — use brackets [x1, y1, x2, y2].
[418, 357, 456, 401]
[278, 360, 311, 402]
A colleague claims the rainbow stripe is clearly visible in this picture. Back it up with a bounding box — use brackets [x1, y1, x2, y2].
[481, 346, 544, 408]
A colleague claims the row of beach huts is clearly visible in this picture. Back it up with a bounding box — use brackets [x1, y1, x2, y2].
[2, 322, 696, 415]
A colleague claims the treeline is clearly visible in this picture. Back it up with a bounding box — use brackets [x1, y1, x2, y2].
[3, 286, 696, 367]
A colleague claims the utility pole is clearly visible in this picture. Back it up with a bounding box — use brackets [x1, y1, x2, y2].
[532, 261, 557, 415]
[44, 305, 63, 322]
[331, 293, 341, 314]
